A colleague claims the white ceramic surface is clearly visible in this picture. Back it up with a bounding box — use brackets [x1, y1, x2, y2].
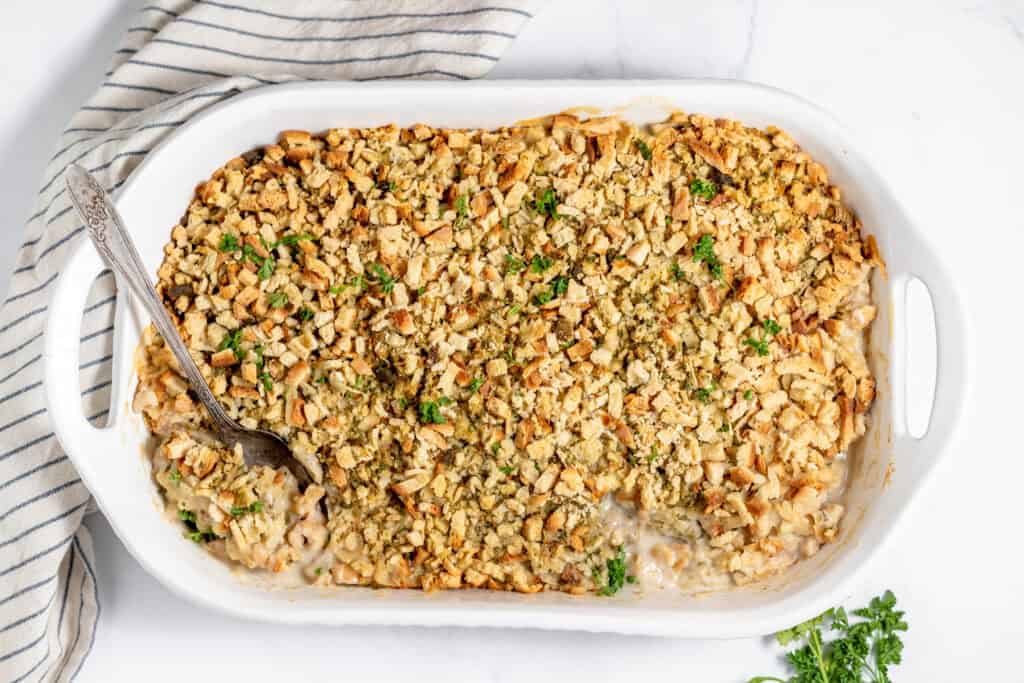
[43, 80, 966, 638]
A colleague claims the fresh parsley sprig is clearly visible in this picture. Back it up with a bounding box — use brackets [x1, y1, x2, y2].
[749, 591, 907, 683]
[693, 234, 723, 279]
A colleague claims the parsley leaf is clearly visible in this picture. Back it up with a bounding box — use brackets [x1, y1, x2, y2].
[743, 389, 754, 401]
[597, 546, 634, 596]
[218, 328, 244, 361]
[533, 188, 559, 219]
[499, 465, 516, 475]
[693, 234, 723, 279]
[744, 337, 770, 356]
[530, 255, 553, 273]
[267, 291, 288, 308]
[369, 263, 395, 294]
[690, 178, 718, 201]
[671, 262, 685, 282]
[298, 307, 314, 322]
[230, 501, 264, 517]
[454, 194, 469, 224]
[694, 386, 714, 404]
[218, 233, 240, 252]
[274, 233, 314, 248]
[468, 377, 484, 393]
[418, 400, 447, 424]
[763, 319, 782, 336]
[748, 591, 907, 683]
[504, 254, 525, 275]
[168, 467, 182, 483]
[257, 255, 275, 280]
[259, 372, 273, 393]
[635, 139, 652, 161]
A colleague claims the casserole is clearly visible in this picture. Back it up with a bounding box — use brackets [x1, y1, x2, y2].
[43, 80, 967, 637]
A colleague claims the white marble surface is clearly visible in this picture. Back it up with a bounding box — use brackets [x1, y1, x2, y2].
[2, 0, 1022, 680]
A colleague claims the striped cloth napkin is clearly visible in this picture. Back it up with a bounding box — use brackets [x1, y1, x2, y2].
[0, 2, 534, 680]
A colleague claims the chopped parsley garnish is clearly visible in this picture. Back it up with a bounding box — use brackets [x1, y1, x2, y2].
[259, 372, 273, 392]
[743, 389, 754, 401]
[635, 139, 652, 161]
[329, 283, 345, 295]
[230, 501, 264, 517]
[503, 347, 516, 365]
[378, 180, 397, 193]
[665, 216, 672, 226]
[315, 376, 328, 384]
[168, 467, 182, 483]
[671, 262, 685, 282]
[454, 194, 469, 225]
[692, 234, 723, 279]
[648, 446, 659, 462]
[218, 328, 244, 361]
[530, 255, 553, 273]
[315, 567, 324, 576]
[418, 400, 447, 424]
[534, 276, 569, 306]
[695, 386, 714, 404]
[508, 304, 521, 317]
[257, 255, 275, 280]
[267, 291, 288, 308]
[533, 188, 559, 219]
[744, 337, 770, 356]
[188, 530, 219, 543]
[597, 546, 635, 596]
[501, 215, 510, 230]
[468, 377, 484, 393]
[218, 233, 240, 252]
[504, 254, 525, 275]
[763, 319, 782, 336]
[274, 233, 314, 248]
[690, 178, 718, 201]
[251, 344, 265, 369]
[369, 263, 395, 294]
[719, 422, 731, 433]
[178, 509, 196, 525]
[499, 465, 516, 475]
[298, 307, 314, 322]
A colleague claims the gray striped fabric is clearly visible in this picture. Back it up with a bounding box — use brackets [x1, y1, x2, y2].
[0, 2, 534, 679]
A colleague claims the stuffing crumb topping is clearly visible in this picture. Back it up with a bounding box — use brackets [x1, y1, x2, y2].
[133, 110, 881, 594]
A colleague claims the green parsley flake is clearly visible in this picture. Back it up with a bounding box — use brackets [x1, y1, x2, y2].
[671, 262, 685, 282]
[369, 263, 395, 294]
[454, 194, 469, 224]
[690, 178, 718, 201]
[218, 328, 244, 361]
[267, 291, 288, 308]
[259, 372, 273, 392]
[218, 233, 240, 252]
[762, 319, 782, 336]
[695, 386, 714, 404]
[298, 307, 314, 322]
[505, 254, 525, 275]
[533, 188, 559, 219]
[418, 400, 447, 424]
[598, 546, 634, 596]
[468, 377, 484, 393]
[499, 465, 516, 475]
[530, 255, 553, 273]
[692, 234, 723, 279]
[257, 256, 275, 281]
[744, 337, 770, 356]
[743, 389, 754, 401]
[635, 139, 652, 161]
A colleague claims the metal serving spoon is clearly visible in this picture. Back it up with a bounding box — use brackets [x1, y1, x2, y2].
[65, 163, 312, 488]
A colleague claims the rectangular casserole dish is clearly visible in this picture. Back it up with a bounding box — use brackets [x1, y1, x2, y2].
[42, 80, 967, 638]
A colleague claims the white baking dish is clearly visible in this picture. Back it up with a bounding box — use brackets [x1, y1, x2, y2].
[43, 81, 967, 637]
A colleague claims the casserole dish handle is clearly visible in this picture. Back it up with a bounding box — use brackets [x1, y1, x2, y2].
[891, 241, 968, 475]
[44, 241, 125, 478]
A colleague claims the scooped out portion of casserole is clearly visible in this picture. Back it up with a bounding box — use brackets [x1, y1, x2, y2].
[132, 110, 881, 595]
